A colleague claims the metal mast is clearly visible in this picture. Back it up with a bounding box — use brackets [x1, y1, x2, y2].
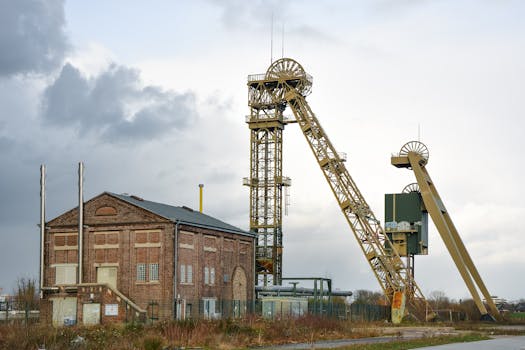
[247, 58, 433, 319]
[392, 141, 501, 321]
[245, 69, 291, 286]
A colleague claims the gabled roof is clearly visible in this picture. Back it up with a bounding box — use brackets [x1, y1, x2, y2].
[107, 192, 253, 237]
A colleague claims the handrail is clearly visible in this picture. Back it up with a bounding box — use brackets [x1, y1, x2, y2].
[77, 283, 146, 313]
[247, 72, 314, 83]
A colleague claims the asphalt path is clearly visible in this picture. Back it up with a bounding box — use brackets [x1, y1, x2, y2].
[416, 335, 525, 350]
[253, 325, 525, 350]
[254, 335, 400, 349]
[253, 335, 525, 350]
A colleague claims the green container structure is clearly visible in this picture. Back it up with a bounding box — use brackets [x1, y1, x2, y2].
[384, 192, 428, 256]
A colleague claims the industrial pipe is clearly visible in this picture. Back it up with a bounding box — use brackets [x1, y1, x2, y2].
[256, 285, 353, 297]
[39, 165, 46, 295]
[78, 162, 84, 284]
[199, 184, 204, 213]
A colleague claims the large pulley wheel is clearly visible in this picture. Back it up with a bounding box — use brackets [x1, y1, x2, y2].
[402, 183, 420, 193]
[266, 58, 312, 96]
[266, 58, 306, 79]
[399, 141, 429, 165]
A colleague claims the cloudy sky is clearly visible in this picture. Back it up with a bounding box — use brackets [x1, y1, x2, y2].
[1, 0, 524, 302]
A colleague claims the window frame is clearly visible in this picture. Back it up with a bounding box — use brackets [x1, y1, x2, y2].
[137, 263, 146, 282]
[149, 263, 159, 282]
[55, 264, 77, 285]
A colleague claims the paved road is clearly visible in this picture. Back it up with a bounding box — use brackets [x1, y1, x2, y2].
[416, 336, 525, 350]
[254, 335, 525, 350]
[254, 326, 458, 349]
[254, 335, 399, 349]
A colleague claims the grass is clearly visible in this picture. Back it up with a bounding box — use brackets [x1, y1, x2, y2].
[321, 334, 490, 350]
[509, 313, 525, 321]
[0, 316, 380, 350]
[0, 318, 513, 350]
[453, 321, 525, 336]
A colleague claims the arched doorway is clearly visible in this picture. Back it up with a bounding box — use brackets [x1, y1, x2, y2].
[232, 267, 247, 317]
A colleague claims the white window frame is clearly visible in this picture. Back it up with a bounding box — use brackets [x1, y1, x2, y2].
[149, 263, 159, 281]
[137, 263, 146, 281]
[180, 264, 193, 284]
[204, 267, 209, 285]
[180, 265, 186, 283]
[187, 265, 193, 284]
[202, 297, 218, 319]
[54, 264, 77, 285]
[204, 266, 215, 286]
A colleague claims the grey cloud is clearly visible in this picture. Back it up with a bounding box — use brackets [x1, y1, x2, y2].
[206, 0, 282, 28]
[205, 0, 339, 44]
[0, 0, 69, 77]
[289, 25, 340, 44]
[42, 63, 196, 143]
[0, 136, 14, 152]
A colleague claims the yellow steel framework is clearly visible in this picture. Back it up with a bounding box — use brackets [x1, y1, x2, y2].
[244, 67, 294, 286]
[392, 141, 501, 321]
[246, 58, 433, 319]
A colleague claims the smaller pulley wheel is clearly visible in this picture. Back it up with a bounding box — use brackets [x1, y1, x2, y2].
[402, 183, 420, 193]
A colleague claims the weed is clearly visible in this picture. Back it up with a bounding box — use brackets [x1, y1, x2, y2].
[143, 336, 163, 350]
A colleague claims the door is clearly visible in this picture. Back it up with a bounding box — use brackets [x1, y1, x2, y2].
[83, 303, 101, 325]
[232, 267, 247, 301]
[202, 298, 217, 319]
[52, 297, 77, 326]
[97, 267, 117, 289]
[232, 267, 247, 317]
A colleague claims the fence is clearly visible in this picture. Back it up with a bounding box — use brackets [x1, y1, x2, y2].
[0, 297, 390, 324]
[348, 303, 391, 322]
[145, 299, 390, 323]
[0, 296, 40, 324]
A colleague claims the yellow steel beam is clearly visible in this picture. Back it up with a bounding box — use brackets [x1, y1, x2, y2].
[247, 59, 435, 321]
[406, 152, 501, 321]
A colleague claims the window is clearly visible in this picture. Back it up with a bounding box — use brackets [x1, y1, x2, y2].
[180, 264, 193, 284]
[97, 267, 117, 289]
[149, 263, 159, 281]
[180, 265, 186, 283]
[55, 265, 77, 285]
[202, 298, 217, 319]
[137, 263, 146, 281]
[137, 263, 158, 282]
[187, 265, 193, 284]
[204, 267, 215, 286]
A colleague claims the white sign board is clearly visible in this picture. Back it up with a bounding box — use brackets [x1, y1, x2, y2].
[104, 304, 118, 316]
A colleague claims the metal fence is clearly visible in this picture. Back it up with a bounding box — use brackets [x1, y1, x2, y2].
[0, 296, 40, 324]
[0, 297, 390, 324]
[348, 303, 391, 322]
[145, 299, 389, 323]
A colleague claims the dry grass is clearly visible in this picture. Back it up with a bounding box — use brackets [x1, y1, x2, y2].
[0, 316, 380, 350]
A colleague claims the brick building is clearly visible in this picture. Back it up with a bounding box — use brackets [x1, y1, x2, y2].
[40, 192, 255, 326]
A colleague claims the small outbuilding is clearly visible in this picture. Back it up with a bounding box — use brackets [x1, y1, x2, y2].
[40, 192, 255, 325]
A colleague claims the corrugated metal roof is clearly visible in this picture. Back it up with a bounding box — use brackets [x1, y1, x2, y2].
[108, 192, 253, 237]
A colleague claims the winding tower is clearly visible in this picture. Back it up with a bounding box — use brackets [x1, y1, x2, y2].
[245, 58, 433, 320]
[392, 141, 501, 321]
[244, 60, 309, 286]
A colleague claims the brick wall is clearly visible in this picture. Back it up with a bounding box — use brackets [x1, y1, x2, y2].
[177, 224, 254, 318]
[42, 193, 254, 324]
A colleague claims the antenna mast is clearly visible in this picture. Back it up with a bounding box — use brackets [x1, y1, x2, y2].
[281, 21, 285, 58]
[270, 13, 274, 64]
